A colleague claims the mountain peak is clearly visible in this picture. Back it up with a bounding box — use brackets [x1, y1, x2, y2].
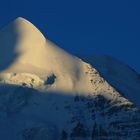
[0, 17, 45, 42]
[0, 17, 47, 71]
[12, 17, 41, 33]
[14, 17, 29, 22]
[0, 17, 84, 92]
[14, 17, 30, 23]
[8, 17, 45, 39]
[0, 17, 46, 52]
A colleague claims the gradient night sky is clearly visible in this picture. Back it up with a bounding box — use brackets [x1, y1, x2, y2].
[0, 0, 140, 73]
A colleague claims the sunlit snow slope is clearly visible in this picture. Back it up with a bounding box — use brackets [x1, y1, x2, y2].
[81, 55, 140, 107]
[0, 17, 92, 93]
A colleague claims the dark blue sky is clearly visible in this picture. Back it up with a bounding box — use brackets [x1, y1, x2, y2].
[0, 0, 140, 73]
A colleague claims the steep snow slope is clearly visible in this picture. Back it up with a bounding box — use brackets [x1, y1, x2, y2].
[0, 17, 140, 140]
[81, 55, 140, 107]
[0, 17, 92, 93]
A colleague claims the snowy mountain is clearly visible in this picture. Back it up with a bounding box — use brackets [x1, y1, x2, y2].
[0, 17, 140, 140]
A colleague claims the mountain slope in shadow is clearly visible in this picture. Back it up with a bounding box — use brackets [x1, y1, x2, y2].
[0, 84, 140, 140]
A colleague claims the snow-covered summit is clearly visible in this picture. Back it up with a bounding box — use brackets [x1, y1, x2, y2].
[0, 17, 93, 93]
[0, 17, 45, 71]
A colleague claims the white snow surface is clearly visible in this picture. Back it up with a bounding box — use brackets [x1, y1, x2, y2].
[0, 17, 93, 94]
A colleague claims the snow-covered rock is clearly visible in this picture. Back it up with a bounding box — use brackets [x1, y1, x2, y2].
[81, 54, 140, 107]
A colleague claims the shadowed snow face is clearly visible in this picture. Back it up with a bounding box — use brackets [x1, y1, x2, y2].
[0, 21, 19, 71]
[0, 84, 139, 140]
